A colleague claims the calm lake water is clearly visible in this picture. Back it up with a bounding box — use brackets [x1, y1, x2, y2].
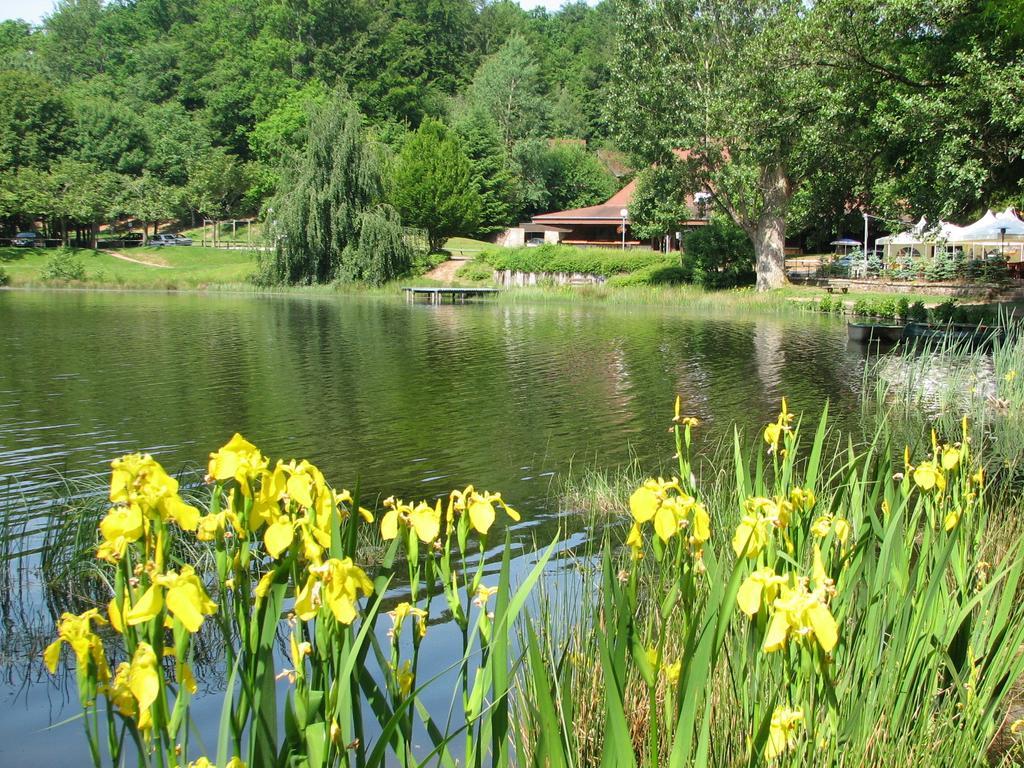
[0, 289, 869, 764]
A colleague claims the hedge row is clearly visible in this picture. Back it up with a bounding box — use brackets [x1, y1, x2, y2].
[482, 244, 667, 277]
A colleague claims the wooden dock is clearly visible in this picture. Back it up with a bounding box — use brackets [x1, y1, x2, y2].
[403, 287, 499, 304]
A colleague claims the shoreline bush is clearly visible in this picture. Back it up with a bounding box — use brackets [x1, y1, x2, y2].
[483, 243, 667, 277]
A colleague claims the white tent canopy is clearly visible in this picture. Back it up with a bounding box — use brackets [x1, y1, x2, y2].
[878, 208, 1024, 265]
[953, 208, 1024, 241]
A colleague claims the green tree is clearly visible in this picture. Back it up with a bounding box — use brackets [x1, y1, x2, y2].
[359, 0, 476, 125]
[390, 118, 481, 252]
[126, 172, 182, 238]
[39, 0, 109, 83]
[629, 163, 697, 244]
[70, 92, 151, 176]
[51, 159, 125, 246]
[266, 96, 410, 285]
[454, 107, 518, 234]
[512, 139, 616, 218]
[0, 70, 72, 171]
[610, 0, 844, 290]
[184, 147, 245, 220]
[463, 33, 547, 149]
[814, 0, 1024, 222]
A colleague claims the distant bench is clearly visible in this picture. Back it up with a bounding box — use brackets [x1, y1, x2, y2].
[403, 287, 500, 304]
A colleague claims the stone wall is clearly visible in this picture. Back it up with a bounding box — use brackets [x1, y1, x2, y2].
[794, 277, 1024, 300]
[493, 269, 606, 287]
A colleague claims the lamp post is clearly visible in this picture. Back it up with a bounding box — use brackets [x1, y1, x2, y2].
[1000, 226, 1007, 261]
[620, 208, 628, 250]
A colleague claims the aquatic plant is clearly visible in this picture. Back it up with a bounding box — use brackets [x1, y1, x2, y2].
[520, 399, 1024, 766]
[45, 437, 552, 768]
[43, 390, 1024, 767]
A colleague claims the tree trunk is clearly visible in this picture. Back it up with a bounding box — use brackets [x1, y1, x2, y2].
[90, 221, 99, 250]
[752, 165, 791, 291]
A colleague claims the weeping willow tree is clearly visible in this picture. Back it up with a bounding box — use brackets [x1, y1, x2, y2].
[265, 96, 412, 285]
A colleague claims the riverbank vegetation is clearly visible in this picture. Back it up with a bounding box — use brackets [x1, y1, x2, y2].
[3, 1, 1022, 290]
[21, 375, 1024, 766]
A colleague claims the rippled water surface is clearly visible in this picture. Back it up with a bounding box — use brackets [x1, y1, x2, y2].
[0, 289, 868, 763]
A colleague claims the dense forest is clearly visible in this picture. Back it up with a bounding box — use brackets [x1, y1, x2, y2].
[0, 0, 622, 248]
[1, 0, 1022, 287]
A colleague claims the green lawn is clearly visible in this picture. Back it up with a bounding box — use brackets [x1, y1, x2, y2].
[443, 236, 491, 257]
[0, 246, 257, 288]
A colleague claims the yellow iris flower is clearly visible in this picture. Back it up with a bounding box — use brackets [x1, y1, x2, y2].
[673, 395, 700, 427]
[626, 523, 644, 559]
[389, 602, 428, 637]
[736, 568, 787, 617]
[381, 498, 443, 543]
[445, 486, 520, 536]
[188, 759, 246, 768]
[629, 478, 708, 545]
[732, 514, 771, 558]
[940, 445, 961, 471]
[109, 453, 200, 531]
[765, 706, 803, 760]
[100, 504, 144, 543]
[196, 508, 243, 542]
[810, 515, 850, 544]
[294, 557, 373, 624]
[107, 662, 137, 718]
[127, 642, 160, 732]
[763, 579, 838, 654]
[789, 487, 816, 511]
[395, 659, 414, 697]
[44, 609, 110, 681]
[912, 460, 946, 492]
[207, 433, 268, 491]
[125, 565, 217, 633]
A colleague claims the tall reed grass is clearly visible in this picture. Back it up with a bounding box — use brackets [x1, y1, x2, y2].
[528, 399, 1024, 767]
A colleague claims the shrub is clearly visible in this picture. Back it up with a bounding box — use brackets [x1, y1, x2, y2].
[455, 259, 494, 284]
[40, 248, 87, 281]
[852, 298, 870, 316]
[0, 266, 8, 286]
[681, 217, 755, 288]
[907, 300, 927, 322]
[484, 244, 665, 277]
[896, 296, 910, 319]
[606, 261, 689, 287]
[410, 251, 447, 277]
[931, 299, 958, 324]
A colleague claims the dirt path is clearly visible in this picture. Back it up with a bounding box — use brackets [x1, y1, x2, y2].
[422, 259, 464, 283]
[101, 249, 171, 268]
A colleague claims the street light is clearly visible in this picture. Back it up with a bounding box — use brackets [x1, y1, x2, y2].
[1000, 226, 1007, 261]
[620, 208, 628, 250]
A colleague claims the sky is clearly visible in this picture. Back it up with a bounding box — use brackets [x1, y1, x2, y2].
[2, 0, 592, 25]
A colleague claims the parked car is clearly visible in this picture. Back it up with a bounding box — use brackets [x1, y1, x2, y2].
[149, 233, 192, 246]
[525, 237, 545, 247]
[12, 231, 40, 247]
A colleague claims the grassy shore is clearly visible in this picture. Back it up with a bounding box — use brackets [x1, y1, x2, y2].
[1, 244, 1010, 316]
[0, 245, 257, 288]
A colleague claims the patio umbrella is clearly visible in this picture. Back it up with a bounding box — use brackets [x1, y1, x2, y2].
[830, 238, 861, 257]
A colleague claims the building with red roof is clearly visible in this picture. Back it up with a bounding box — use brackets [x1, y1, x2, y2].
[500, 160, 710, 250]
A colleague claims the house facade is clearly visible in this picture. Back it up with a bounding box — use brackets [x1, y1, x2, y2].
[501, 179, 709, 250]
